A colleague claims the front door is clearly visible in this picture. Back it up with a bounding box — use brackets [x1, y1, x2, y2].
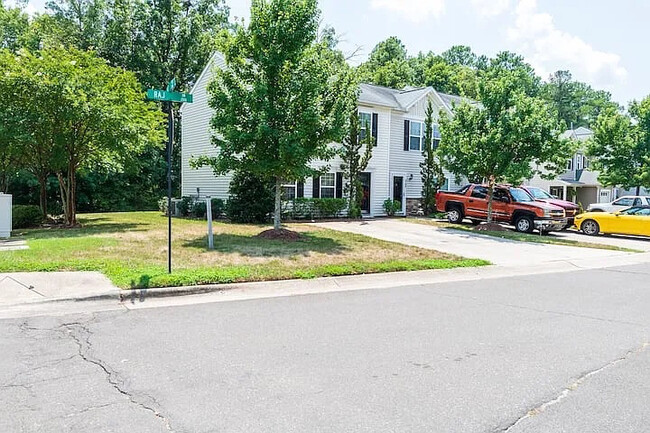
[392, 176, 404, 214]
[360, 172, 371, 213]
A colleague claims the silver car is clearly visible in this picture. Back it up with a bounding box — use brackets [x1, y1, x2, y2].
[588, 196, 650, 212]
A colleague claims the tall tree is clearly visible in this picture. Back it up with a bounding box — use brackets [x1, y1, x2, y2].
[1, 48, 165, 225]
[358, 36, 413, 89]
[438, 65, 570, 223]
[196, 0, 356, 231]
[340, 110, 374, 218]
[589, 100, 650, 194]
[420, 100, 445, 215]
[541, 70, 619, 128]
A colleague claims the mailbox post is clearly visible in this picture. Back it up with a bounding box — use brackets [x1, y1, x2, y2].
[0, 193, 12, 239]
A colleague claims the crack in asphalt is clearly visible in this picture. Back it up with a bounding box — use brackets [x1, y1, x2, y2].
[496, 341, 650, 432]
[59, 315, 176, 432]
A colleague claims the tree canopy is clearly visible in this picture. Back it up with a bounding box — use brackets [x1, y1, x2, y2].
[0, 48, 165, 225]
[589, 98, 650, 193]
[438, 60, 571, 222]
[195, 0, 357, 230]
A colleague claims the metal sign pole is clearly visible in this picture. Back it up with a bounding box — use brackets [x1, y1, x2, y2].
[206, 196, 214, 250]
[167, 102, 173, 273]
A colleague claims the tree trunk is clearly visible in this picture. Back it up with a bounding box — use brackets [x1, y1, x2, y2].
[58, 163, 77, 227]
[636, 186, 641, 195]
[486, 176, 495, 224]
[273, 177, 282, 231]
[38, 174, 48, 219]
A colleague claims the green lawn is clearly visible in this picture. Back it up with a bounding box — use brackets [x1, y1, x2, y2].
[1, 212, 488, 288]
[409, 218, 641, 252]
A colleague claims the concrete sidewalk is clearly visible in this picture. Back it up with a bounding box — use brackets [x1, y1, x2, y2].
[312, 219, 633, 266]
[0, 271, 117, 306]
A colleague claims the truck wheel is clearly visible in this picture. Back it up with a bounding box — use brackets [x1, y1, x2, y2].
[581, 220, 600, 236]
[515, 215, 534, 233]
[447, 207, 463, 224]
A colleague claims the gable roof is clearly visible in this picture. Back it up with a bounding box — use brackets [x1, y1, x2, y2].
[560, 126, 593, 141]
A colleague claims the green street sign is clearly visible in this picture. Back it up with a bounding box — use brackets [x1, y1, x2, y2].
[146, 89, 193, 103]
[166, 78, 176, 92]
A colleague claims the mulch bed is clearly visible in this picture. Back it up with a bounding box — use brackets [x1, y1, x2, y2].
[474, 222, 509, 232]
[256, 228, 303, 241]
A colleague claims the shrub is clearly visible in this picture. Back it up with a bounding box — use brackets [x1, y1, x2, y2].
[282, 198, 347, 219]
[191, 200, 207, 218]
[158, 197, 168, 215]
[210, 198, 225, 219]
[12, 205, 42, 229]
[313, 198, 347, 218]
[383, 199, 401, 216]
[176, 196, 193, 217]
[226, 171, 275, 223]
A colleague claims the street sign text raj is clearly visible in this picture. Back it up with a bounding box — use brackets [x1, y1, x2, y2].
[146, 89, 193, 103]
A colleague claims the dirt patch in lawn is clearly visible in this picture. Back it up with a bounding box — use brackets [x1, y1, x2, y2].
[474, 222, 509, 232]
[256, 228, 303, 241]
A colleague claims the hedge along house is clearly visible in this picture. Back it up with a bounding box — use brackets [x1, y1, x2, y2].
[180, 52, 464, 217]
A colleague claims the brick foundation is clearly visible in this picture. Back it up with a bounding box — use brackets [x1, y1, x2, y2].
[406, 198, 424, 216]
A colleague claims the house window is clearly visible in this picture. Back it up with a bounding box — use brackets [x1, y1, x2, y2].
[319, 173, 336, 198]
[566, 158, 573, 170]
[432, 124, 441, 150]
[575, 154, 584, 170]
[583, 156, 589, 169]
[281, 181, 296, 200]
[409, 121, 423, 151]
[359, 112, 372, 141]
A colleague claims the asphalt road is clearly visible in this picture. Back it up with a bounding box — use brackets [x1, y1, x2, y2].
[2, 264, 650, 433]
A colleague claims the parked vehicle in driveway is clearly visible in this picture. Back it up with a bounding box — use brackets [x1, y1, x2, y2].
[587, 196, 650, 213]
[520, 186, 581, 229]
[436, 184, 567, 233]
[576, 206, 650, 237]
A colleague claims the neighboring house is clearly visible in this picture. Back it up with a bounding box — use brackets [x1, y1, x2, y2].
[180, 52, 465, 217]
[526, 127, 618, 208]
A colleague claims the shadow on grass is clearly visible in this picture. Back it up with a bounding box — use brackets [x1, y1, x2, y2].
[181, 232, 348, 257]
[14, 220, 150, 240]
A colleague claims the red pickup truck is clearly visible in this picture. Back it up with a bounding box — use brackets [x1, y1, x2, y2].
[436, 184, 567, 233]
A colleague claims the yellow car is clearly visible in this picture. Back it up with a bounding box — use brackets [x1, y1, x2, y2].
[575, 206, 650, 237]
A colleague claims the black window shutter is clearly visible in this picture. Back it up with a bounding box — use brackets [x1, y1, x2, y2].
[403, 120, 410, 151]
[297, 181, 304, 198]
[312, 176, 320, 198]
[335, 173, 343, 198]
[371, 113, 378, 146]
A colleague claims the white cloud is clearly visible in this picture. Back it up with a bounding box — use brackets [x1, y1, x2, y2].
[471, 0, 510, 18]
[507, 0, 627, 85]
[370, 0, 445, 23]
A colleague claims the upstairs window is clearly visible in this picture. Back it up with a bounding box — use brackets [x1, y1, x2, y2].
[409, 121, 423, 151]
[567, 158, 573, 170]
[432, 124, 441, 150]
[359, 112, 372, 142]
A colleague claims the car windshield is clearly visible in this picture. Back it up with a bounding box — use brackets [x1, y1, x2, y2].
[621, 207, 650, 216]
[509, 188, 534, 202]
[527, 187, 554, 200]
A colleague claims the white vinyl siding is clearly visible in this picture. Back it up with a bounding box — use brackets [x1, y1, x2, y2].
[181, 53, 232, 198]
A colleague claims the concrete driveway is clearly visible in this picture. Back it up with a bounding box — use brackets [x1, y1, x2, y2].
[312, 219, 633, 266]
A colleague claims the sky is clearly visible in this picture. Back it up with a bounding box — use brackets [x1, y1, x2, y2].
[18, 0, 649, 105]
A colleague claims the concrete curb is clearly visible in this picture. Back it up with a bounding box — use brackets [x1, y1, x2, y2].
[5, 251, 650, 308]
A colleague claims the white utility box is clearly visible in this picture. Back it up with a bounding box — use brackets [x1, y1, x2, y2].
[0, 193, 12, 238]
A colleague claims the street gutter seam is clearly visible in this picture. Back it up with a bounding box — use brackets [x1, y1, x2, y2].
[61, 315, 176, 433]
[498, 342, 650, 432]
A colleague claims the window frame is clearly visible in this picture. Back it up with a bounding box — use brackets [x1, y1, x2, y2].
[281, 181, 297, 200]
[409, 120, 423, 151]
[359, 111, 372, 143]
[319, 173, 336, 199]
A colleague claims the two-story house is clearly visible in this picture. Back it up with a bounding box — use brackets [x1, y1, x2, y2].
[525, 126, 619, 207]
[180, 52, 465, 217]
